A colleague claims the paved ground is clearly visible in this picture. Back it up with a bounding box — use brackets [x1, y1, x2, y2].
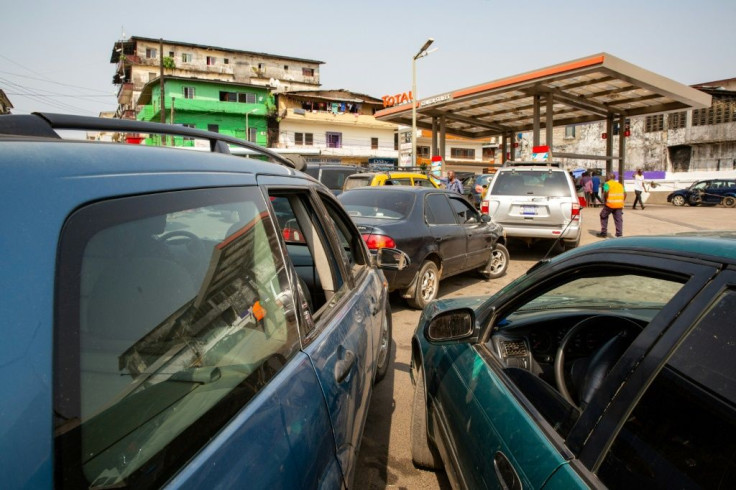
[353, 203, 734, 490]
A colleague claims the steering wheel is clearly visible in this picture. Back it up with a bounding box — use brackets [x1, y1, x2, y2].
[554, 315, 641, 409]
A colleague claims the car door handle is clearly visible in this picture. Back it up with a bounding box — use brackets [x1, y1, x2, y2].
[334, 348, 356, 383]
[493, 451, 522, 490]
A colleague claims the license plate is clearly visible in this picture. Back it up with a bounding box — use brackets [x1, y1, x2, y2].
[521, 205, 537, 216]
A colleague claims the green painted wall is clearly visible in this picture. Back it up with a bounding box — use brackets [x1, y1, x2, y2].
[137, 79, 273, 147]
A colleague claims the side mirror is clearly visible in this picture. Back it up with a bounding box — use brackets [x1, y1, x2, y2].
[375, 247, 410, 271]
[425, 309, 476, 342]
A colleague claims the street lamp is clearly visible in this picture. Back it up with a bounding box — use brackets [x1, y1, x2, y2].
[245, 108, 258, 142]
[411, 38, 436, 168]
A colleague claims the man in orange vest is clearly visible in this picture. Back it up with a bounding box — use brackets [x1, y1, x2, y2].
[597, 172, 626, 238]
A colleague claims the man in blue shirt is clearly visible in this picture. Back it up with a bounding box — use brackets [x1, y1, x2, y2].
[444, 170, 464, 194]
[590, 171, 603, 207]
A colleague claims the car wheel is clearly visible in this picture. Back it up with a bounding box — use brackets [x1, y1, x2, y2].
[478, 243, 509, 279]
[407, 261, 439, 309]
[411, 366, 442, 469]
[722, 196, 736, 208]
[563, 235, 581, 251]
[374, 302, 392, 384]
[671, 195, 686, 206]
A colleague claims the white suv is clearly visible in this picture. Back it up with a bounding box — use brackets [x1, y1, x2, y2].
[480, 162, 581, 250]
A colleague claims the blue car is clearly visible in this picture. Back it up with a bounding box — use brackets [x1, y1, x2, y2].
[0, 114, 407, 489]
[666, 178, 736, 207]
[411, 234, 736, 489]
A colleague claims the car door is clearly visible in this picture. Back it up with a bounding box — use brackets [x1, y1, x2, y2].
[447, 194, 494, 270]
[424, 192, 468, 275]
[425, 252, 717, 489]
[52, 186, 343, 489]
[266, 184, 381, 486]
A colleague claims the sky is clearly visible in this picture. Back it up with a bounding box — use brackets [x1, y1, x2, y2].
[2, 0, 735, 116]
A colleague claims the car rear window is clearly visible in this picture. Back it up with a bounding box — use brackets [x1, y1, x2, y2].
[321, 169, 356, 190]
[343, 175, 374, 191]
[339, 190, 414, 220]
[491, 170, 572, 197]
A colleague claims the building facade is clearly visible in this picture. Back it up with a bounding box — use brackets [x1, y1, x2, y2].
[111, 36, 323, 120]
[135, 77, 271, 146]
[275, 90, 398, 166]
[531, 78, 736, 174]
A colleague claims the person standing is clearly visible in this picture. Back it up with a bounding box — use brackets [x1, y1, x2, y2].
[445, 170, 464, 194]
[591, 171, 603, 207]
[597, 172, 626, 238]
[632, 168, 647, 209]
[583, 173, 594, 208]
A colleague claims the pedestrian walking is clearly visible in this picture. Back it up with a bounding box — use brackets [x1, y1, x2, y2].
[632, 168, 647, 209]
[597, 172, 626, 238]
[583, 174, 594, 208]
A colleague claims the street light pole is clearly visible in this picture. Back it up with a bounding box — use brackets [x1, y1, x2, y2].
[411, 38, 435, 168]
[245, 108, 258, 142]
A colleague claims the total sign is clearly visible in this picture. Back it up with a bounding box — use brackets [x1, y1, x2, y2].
[382, 92, 412, 107]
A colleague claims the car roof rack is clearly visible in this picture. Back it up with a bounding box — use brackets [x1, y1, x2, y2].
[501, 160, 562, 168]
[0, 112, 303, 171]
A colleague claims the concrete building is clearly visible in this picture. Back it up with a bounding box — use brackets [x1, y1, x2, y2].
[410, 129, 501, 173]
[543, 78, 736, 174]
[111, 36, 323, 120]
[275, 90, 398, 166]
[0, 89, 13, 114]
[135, 77, 271, 146]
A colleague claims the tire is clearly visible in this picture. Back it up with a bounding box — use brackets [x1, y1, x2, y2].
[411, 367, 442, 469]
[723, 196, 736, 208]
[478, 243, 509, 279]
[374, 302, 392, 384]
[671, 195, 686, 207]
[563, 235, 581, 251]
[407, 261, 439, 309]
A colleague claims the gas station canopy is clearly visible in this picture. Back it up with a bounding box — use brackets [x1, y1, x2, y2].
[375, 53, 711, 140]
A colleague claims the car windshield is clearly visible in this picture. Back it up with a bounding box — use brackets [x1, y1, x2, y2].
[512, 275, 683, 316]
[492, 170, 571, 197]
[339, 190, 414, 220]
[344, 175, 374, 191]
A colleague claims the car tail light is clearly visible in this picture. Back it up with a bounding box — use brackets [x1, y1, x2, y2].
[362, 233, 396, 250]
[571, 202, 581, 220]
[481, 201, 489, 215]
[283, 227, 305, 243]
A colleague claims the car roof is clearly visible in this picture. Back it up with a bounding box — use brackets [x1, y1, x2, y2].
[340, 185, 454, 196]
[561, 233, 736, 263]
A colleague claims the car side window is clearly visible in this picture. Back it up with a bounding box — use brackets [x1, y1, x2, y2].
[268, 190, 351, 337]
[448, 196, 479, 223]
[415, 179, 434, 188]
[54, 187, 300, 488]
[318, 194, 370, 278]
[598, 288, 736, 488]
[425, 193, 456, 225]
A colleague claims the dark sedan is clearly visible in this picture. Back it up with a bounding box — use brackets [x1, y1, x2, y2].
[667, 178, 736, 207]
[338, 186, 508, 309]
[411, 233, 736, 489]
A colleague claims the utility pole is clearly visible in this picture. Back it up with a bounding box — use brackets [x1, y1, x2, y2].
[159, 38, 165, 124]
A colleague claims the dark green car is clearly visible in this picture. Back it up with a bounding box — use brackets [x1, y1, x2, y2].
[411, 233, 736, 488]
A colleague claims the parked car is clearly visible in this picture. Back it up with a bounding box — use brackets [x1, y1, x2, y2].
[481, 162, 581, 250]
[338, 186, 508, 309]
[0, 113, 408, 489]
[302, 162, 362, 195]
[411, 232, 736, 489]
[464, 173, 495, 208]
[667, 179, 736, 207]
[342, 171, 439, 192]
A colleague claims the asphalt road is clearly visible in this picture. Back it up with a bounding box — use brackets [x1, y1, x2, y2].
[353, 203, 735, 490]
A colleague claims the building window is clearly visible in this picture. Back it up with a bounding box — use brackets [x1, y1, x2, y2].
[145, 48, 157, 59]
[371, 137, 379, 150]
[207, 56, 216, 66]
[207, 124, 219, 133]
[168, 51, 174, 58]
[246, 127, 256, 143]
[148, 72, 157, 82]
[668, 111, 687, 129]
[295, 133, 313, 146]
[326, 132, 342, 149]
[181, 53, 192, 63]
[417, 146, 430, 158]
[394, 133, 399, 151]
[692, 97, 736, 126]
[183, 86, 195, 99]
[565, 125, 576, 138]
[302, 67, 315, 77]
[284, 65, 289, 71]
[645, 114, 665, 133]
[238, 93, 257, 104]
[451, 148, 475, 159]
[258, 63, 265, 71]
[181, 123, 195, 141]
[219, 91, 238, 102]
[224, 58, 229, 65]
[295, 133, 303, 145]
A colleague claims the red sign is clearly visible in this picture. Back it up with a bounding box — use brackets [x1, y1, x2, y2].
[601, 132, 608, 139]
[382, 92, 413, 108]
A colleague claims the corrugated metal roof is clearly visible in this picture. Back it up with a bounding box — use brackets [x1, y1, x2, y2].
[376, 53, 712, 139]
